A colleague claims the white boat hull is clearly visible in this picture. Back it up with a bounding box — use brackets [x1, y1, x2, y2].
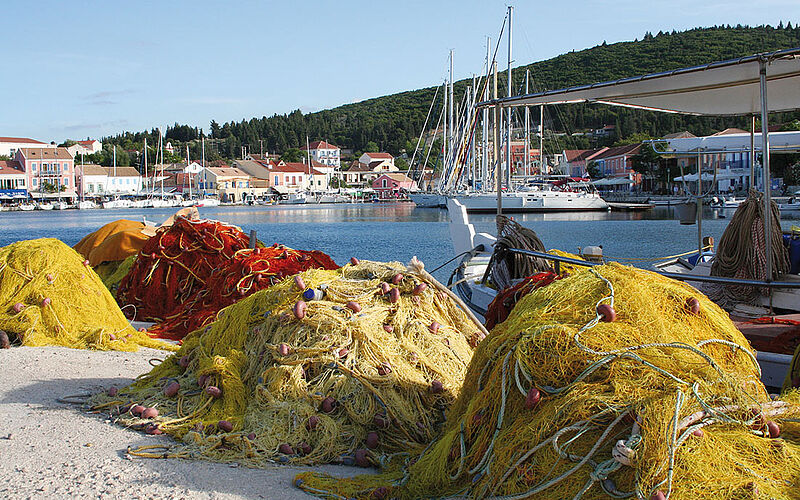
[452, 191, 608, 213]
[410, 193, 447, 208]
[77, 201, 98, 210]
[103, 199, 132, 209]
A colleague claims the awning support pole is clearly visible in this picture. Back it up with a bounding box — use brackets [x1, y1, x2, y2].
[697, 149, 703, 256]
[759, 58, 773, 283]
[750, 115, 756, 190]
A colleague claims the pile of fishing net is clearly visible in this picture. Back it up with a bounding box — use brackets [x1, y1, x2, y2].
[0, 238, 172, 351]
[116, 216, 338, 339]
[90, 258, 485, 465]
[296, 263, 800, 499]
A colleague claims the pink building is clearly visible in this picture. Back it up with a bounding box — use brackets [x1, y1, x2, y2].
[372, 173, 417, 199]
[15, 147, 76, 198]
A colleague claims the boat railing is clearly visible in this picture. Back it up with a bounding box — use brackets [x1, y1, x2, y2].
[505, 247, 800, 289]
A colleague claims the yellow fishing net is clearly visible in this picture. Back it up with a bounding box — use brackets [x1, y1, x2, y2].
[91, 259, 484, 465]
[0, 238, 174, 352]
[296, 263, 800, 499]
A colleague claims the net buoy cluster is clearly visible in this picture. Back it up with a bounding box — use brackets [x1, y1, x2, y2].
[295, 263, 800, 499]
[91, 259, 484, 465]
[0, 238, 173, 351]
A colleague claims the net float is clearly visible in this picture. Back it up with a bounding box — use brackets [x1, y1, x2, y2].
[0, 330, 9, 349]
[692, 428, 704, 438]
[205, 385, 223, 398]
[377, 363, 392, 376]
[365, 431, 379, 449]
[108, 386, 118, 397]
[597, 304, 616, 322]
[686, 297, 701, 314]
[389, 288, 400, 304]
[293, 300, 307, 320]
[41, 297, 51, 307]
[350, 257, 360, 266]
[141, 407, 159, 419]
[767, 421, 780, 438]
[277, 343, 291, 356]
[130, 405, 145, 417]
[217, 420, 233, 432]
[525, 387, 541, 409]
[293, 275, 305, 291]
[391, 273, 403, 284]
[83, 259, 90, 267]
[145, 424, 162, 435]
[413, 283, 427, 295]
[382, 324, 393, 333]
[12, 302, 24, 313]
[299, 442, 312, 455]
[431, 380, 444, 394]
[373, 414, 390, 429]
[321, 396, 337, 413]
[428, 321, 440, 334]
[197, 374, 210, 387]
[408, 352, 418, 363]
[354, 448, 370, 467]
[338, 348, 349, 358]
[247, 433, 256, 440]
[651, 491, 666, 500]
[346, 301, 361, 313]
[46, 273, 54, 283]
[379, 282, 391, 294]
[278, 443, 294, 455]
[306, 415, 320, 430]
[178, 355, 190, 368]
[108, 333, 117, 341]
[164, 381, 180, 397]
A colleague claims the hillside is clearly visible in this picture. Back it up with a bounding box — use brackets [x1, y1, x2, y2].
[105, 24, 800, 163]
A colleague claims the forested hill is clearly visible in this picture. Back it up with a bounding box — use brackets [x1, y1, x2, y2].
[105, 24, 800, 162]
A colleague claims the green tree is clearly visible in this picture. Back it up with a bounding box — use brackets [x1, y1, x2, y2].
[365, 141, 379, 152]
[631, 144, 661, 191]
[281, 148, 303, 163]
[395, 157, 409, 170]
[586, 161, 601, 179]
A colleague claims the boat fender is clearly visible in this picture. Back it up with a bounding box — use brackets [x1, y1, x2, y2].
[581, 245, 604, 262]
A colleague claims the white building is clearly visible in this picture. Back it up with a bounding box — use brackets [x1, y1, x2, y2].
[78, 165, 142, 196]
[301, 140, 341, 169]
[66, 139, 102, 157]
[0, 137, 55, 158]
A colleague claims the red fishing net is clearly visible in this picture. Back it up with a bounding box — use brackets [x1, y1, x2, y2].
[117, 217, 338, 339]
[484, 272, 560, 330]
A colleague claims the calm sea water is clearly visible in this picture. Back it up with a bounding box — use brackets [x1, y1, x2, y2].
[1, 203, 797, 283]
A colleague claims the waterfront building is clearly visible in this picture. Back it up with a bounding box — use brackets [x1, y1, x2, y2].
[0, 160, 28, 199]
[195, 166, 251, 203]
[346, 153, 399, 187]
[560, 148, 607, 178]
[76, 165, 143, 197]
[15, 147, 76, 198]
[372, 172, 417, 199]
[358, 152, 395, 171]
[0, 137, 54, 158]
[301, 141, 340, 169]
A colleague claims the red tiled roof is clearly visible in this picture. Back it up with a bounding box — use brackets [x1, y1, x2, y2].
[301, 140, 339, 151]
[592, 144, 640, 160]
[0, 137, 46, 145]
[363, 152, 393, 160]
[279, 162, 314, 173]
[0, 160, 24, 175]
[712, 128, 749, 136]
[18, 147, 73, 160]
[77, 140, 98, 145]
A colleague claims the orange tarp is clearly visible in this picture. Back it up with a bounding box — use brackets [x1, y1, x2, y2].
[73, 219, 151, 266]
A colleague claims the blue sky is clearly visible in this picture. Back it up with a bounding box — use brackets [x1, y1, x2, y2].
[3, 0, 799, 143]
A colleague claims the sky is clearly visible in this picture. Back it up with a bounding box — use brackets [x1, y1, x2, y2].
[3, 0, 800, 143]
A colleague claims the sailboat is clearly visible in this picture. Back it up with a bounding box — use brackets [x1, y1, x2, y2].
[103, 146, 132, 209]
[194, 135, 220, 207]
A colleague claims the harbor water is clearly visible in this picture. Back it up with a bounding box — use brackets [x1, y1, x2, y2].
[1, 203, 798, 283]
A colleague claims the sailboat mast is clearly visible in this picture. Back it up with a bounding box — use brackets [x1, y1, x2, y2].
[187, 144, 192, 198]
[471, 74, 476, 189]
[506, 5, 513, 189]
[143, 138, 148, 194]
[449, 50, 454, 176]
[443, 78, 448, 177]
[201, 135, 206, 196]
[539, 104, 544, 174]
[524, 69, 529, 177]
[482, 36, 490, 193]
[494, 60, 501, 215]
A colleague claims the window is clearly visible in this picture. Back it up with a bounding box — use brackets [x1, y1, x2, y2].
[382, 179, 387, 188]
[63, 163, 68, 172]
[33, 179, 37, 186]
[32, 162, 37, 172]
[64, 178, 68, 186]
[274, 176, 279, 184]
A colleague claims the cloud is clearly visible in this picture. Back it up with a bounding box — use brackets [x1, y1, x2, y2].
[83, 89, 135, 106]
[60, 119, 130, 132]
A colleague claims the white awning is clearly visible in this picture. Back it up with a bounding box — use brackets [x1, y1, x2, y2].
[661, 131, 800, 153]
[673, 172, 741, 182]
[481, 48, 800, 116]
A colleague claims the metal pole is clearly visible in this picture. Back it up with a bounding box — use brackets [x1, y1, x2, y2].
[697, 149, 703, 256]
[524, 70, 529, 177]
[759, 59, 773, 282]
[482, 37, 490, 192]
[539, 105, 544, 174]
[505, 5, 513, 189]
[750, 115, 756, 190]
[449, 50, 454, 172]
[494, 61, 501, 215]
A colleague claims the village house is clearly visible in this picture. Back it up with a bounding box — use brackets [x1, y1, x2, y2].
[196, 166, 252, 203]
[66, 139, 102, 157]
[14, 147, 76, 198]
[0, 137, 55, 158]
[591, 144, 642, 191]
[0, 160, 28, 199]
[560, 148, 607, 178]
[346, 152, 399, 186]
[372, 172, 417, 199]
[76, 165, 143, 196]
[301, 140, 341, 169]
[509, 141, 541, 174]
